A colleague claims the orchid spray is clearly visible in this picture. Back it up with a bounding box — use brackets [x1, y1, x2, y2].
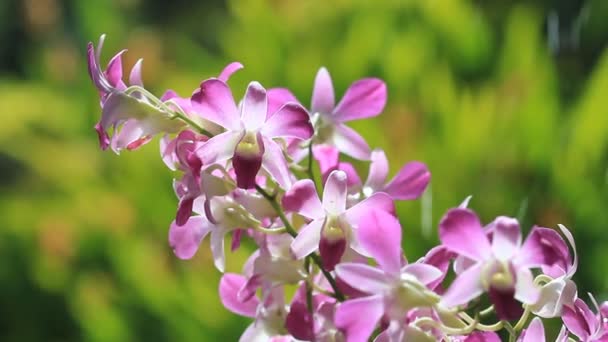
[87, 35, 604, 342]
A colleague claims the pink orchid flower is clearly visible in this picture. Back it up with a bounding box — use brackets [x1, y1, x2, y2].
[309, 67, 387, 160]
[282, 170, 394, 269]
[192, 80, 313, 189]
[334, 210, 442, 342]
[168, 193, 269, 272]
[438, 208, 570, 320]
[219, 276, 291, 341]
[87, 35, 184, 153]
[530, 224, 578, 318]
[562, 298, 608, 341]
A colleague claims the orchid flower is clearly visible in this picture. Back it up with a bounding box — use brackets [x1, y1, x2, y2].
[438, 208, 569, 320]
[562, 297, 608, 341]
[87, 35, 184, 153]
[309, 67, 387, 160]
[168, 194, 267, 272]
[192, 80, 313, 189]
[282, 170, 394, 269]
[530, 224, 578, 318]
[334, 210, 442, 342]
[219, 275, 291, 341]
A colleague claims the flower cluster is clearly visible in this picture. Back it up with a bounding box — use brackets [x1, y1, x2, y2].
[88, 35, 606, 342]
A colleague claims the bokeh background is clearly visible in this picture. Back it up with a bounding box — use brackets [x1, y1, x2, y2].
[0, 0, 607, 340]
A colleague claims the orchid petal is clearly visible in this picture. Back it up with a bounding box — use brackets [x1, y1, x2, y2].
[267, 87, 299, 115]
[105, 49, 127, 88]
[335, 295, 384, 342]
[517, 226, 569, 269]
[261, 138, 292, 189]
[129, 58, 143, 86]
[241, 81, 267, 131]
[401, 263, 443, 286]
[332, 124, 371, 160]
[333, 78, 386, 122]
[191, 79, 240, 130]
[364, 149, 389, 191]
[384, 161, 431, 200]
[195, 130, 241, 165]
[210, 229, 226, 272]
[439, 208, 491, 261]
[263, 103, 313, 139]
[219, 273, 259, 318]
[440, 263, 484, 308]
[514, 268, 539, 304]
[282, 179, 324, 219]
[490, 216, 521, 261]
[168, 216, 211, 259]
[345, 192, 394, 224]
[520, 317, 545, 342]
[356, 210, 402, 275]
[335, 263, 390, 294]
[311, 67, 335, 115]
[322, 170, 348, 215]
[291, 218, 324, 259]
[562, 299, 592, 340]
[313, 145, 339, 183]
[218, 62, 244, 82]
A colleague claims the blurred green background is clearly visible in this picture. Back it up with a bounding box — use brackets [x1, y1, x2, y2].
[0, 0, 607, 340]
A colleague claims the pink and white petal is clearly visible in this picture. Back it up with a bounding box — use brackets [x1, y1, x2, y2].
[490, 216, 521, 261]
[219, 273, 260, 318]
[262, 102, 313, 139]
[401, 263, 443, 286]
[335, 295, 385, 342]
[562, 299, 592, 341]
[128, 58, 143, 86]
[438, 208, 491, 261]
[168, 216, 212, 259]
[239, 323, 268, 342]
[384, 161, 431, 200]
[558, 224, 578, 276]
[517, 226, 570, 269]
[333, 78, 386, 122]
[313, 145, 339, 183]
[191, 79, 240, 130]
[241, 81, 268, 131]
[267, 87, 299, 115]
[332, 124, 371, 160]
[218, 61, 244, 82]
[105, 49, 127, 88]
[356, 210, 402, 275]
[520, 317, 545, 342]
[530, 278, 577, 318]
[210, 229, 227, 272]
[261, 138, 292, 189]
[334, 263, 389, 294]
[323, 170, 348, 215]
[291, 218, 324, 259]
[282, 179, 324, 219]
[311, 67, 335, 115]
[364, 149, 389, 191]
[339, 162, 362, 189]
[458, 195, 473, 208]
[440, 263, 484, 308]
[345, 192, 395, 224]
[514, 268, 539, 304]
[195, 130, 241, 165]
